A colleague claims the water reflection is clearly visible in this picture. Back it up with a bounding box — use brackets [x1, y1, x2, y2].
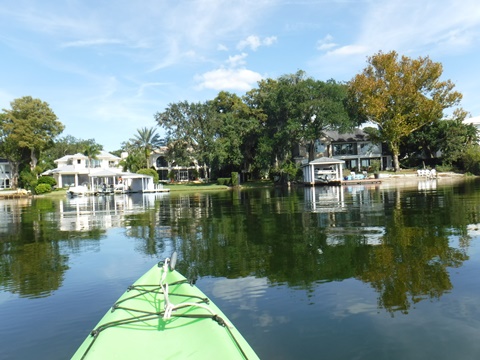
[0, 183, 478, 315]
[0, 193, 170, 298]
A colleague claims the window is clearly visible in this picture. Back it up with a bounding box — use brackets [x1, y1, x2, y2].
[178, 170, 189, 181]
[156, 157, 168, 168]
[333, 143, 357, 156]
[315, 140, 327, 154]
[359, 143, 380, 155]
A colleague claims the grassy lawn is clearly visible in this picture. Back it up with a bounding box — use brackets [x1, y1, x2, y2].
[165, 180, 274, 192]
[165, 183, 230, 191]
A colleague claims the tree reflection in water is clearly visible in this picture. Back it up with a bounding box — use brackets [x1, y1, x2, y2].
[0, 182, 478, 315]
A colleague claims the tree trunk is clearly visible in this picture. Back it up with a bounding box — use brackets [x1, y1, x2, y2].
[203, 163, 209, 181]
[9, 160, 19, 189]
[393, 153, 400, 172]
[30, 148, 38, 172]
[308, 140, 315, 162]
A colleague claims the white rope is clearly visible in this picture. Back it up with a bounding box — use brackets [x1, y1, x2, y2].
[159, 257, 231, 328]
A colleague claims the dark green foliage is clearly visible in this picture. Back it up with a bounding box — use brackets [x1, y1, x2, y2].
[35, 183, 52, 194]
[458, 145, 480, 175]
[38, 176, 57, 187]
[217, 178, 232, 185]
[137, 168, 159, 183]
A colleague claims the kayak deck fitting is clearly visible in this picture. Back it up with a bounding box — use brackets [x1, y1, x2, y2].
[72, 254, 259, 359]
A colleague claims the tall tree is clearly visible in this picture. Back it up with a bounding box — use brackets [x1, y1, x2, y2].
[0, 113, 25, 188]
[347, 51, 463, 171]
[2, 96, 64, 172]
[245, 70, 354, 170]
[130, 127, 163, 168]
[210, 91, 263, 176]
[155, 101, 219, 179]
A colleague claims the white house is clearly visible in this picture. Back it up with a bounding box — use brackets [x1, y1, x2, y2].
[0, 158, 12, 189]
[43, 151, 124, 188]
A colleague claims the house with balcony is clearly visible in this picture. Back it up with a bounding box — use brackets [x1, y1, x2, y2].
[43, 151, 124, 188]
[298, 129, 393, 185]
[323, 130, 392, 171]
[0, 158, 12, 189]
[149, 147, 207, 182]
[296, 129, 392, 171]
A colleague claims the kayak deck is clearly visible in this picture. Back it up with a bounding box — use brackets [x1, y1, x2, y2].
[72, 257, 259, 359]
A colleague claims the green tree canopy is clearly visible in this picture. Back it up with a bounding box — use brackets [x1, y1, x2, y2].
[210, 91, 262, 176]
[130, 127, 163, 168]
[1, 96, 64, 171]
[155, 101, 220, 179]
[347, 51, 463, 171]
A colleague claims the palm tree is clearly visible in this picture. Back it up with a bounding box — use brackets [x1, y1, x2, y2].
[130, 127, 163, 168]
[83, 143, 102, 170]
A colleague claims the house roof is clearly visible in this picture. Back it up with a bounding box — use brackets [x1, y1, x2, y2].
[121, 173, 153, 179]
[88, 169, 125, 177]
[54, 151, 120, 163]
[304, 157, 345, 166]
[323, 129, 369, 142]
[97, 150, 121, 160]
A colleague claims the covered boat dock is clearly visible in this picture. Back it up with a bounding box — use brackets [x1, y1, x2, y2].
[302, 157, 345, 186]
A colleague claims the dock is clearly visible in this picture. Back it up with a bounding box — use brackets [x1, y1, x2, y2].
[342, 178, 382, 185]
[0, 189, 32, 199]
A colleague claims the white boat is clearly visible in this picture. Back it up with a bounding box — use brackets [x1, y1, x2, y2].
[67, 184, 89, 197]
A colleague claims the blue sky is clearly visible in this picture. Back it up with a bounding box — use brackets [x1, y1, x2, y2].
[1, 0, 480, 151]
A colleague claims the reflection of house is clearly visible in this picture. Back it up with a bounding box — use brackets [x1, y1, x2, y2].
[0, 158, 11, 189]
[149, 147, 206, 182]
[295, 129, 392, 171]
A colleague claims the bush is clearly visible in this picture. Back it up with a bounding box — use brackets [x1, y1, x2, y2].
[38, 176, 57, 187]
[137, 168, 159, 183]
[459, 145, 480, 175]
[231, 172, 239, 186]
[35, 183, 52, 194]
[217, 178, 231, 186]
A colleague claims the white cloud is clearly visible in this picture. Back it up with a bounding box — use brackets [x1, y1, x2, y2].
[61, 38, 124, 48]
[326, 44, 369, 56]
[357, 0, 480, 55]
[217, 43, 229, 51]
[237, 35, 277, 51]
[317, 34, 337, 51]
[226, 53, 248, 67]
[195, 68, 263, 91]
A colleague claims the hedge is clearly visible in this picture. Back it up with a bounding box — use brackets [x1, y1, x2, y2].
[35, 183, 52, 194]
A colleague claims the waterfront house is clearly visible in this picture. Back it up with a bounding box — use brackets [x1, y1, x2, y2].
[43, 151, 124, 188]
[295, 129, 392, 172]
[0, 158, 11, 189]
[149, 147, 207, 182]
[324, 130, 392, 171]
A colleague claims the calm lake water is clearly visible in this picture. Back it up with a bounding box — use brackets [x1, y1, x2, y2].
[1, 180, 480, 359]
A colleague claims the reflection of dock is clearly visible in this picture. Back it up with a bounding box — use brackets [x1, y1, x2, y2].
[304, 186, 345, 212]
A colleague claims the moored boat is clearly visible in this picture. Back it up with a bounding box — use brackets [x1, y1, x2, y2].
[71, 254, 259, 359]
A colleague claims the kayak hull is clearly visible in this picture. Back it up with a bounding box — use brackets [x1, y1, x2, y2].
[72, 260, 259, 359]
